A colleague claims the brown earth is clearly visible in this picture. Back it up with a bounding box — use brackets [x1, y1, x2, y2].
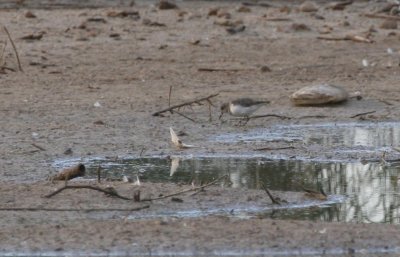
[1, 0, 400, 256]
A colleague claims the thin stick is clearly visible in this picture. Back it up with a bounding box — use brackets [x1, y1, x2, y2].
[43, 185, 132, 200]
[362, 13, 400, 21]
[172, 110, 196, 123]
[0, 206, 150, 212]
[31, 143, 46, 151]
[152, 93, 219, 116]
[198, 68, 252, 72]
[248, 114, 291, 120]
[168, 85, 172, 107]
[3, 26, 23, 72]
[350, 110, 376, 118]
[260, 182, 281, 205]
[142, 175, 227, 201]
[265, 18, 292, 21]
[254, 146, 295, 151]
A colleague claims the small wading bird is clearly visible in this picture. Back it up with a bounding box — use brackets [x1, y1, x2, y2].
[219, 98, 270, 125]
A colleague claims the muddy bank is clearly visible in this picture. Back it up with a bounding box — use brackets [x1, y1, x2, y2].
[1, 0, 400, 255]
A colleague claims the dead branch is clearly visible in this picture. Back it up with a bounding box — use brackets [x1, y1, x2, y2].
[362, 13, 400, 21]
[0, 205, 150, 212]
[152, 93, 219, 117]
[3, 26, 23, 72]
[142, 175, 227, 201]
[260, 182, 281, 205]
[297, 115, 329, 119]
[350, 110, 376, 118]
[43, 185, 132, 200]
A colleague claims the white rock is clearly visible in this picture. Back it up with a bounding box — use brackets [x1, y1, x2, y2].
[290, 84, 349, 106]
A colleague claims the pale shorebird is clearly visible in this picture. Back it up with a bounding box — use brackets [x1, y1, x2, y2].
[219, 98, 270, 124]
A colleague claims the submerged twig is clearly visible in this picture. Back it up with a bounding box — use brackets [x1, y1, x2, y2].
[142, 175, 227, 201]
[152, 93, 219, 117]
[43, 185, 132, 200]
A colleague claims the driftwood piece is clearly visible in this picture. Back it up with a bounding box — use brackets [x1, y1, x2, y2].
[51, 164, 86, 181]
[317, 35, 373, 43]
[44, 184, 132, 200]
[152, 93, 219, 117]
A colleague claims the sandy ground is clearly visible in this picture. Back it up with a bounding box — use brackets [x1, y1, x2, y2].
[1, 0, 400, 255]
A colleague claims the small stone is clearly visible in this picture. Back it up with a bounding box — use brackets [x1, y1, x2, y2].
[291, 23, 311, 31]
[380, 19, 398, 30]
[217, 11, 231, 19]
[260, 66, 271, 72]
[208, 7, 219, 16]
[25, 11, 36, 18]
[157, 0, 178, 10]
[299, 1, 318, 12]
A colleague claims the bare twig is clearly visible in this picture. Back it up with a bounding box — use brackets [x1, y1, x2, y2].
[242, 2, 274, 8]
[31, 143, 46, 151]
[297, 115, 329, 119]
[0, 206, 150, 212]
[362, 13, 400, 21]
[172, 110, 196, 123]
[168, 85, 172, 107]
[43, 185, 132, 200]
[264, 17, 292, 21]
[350, 110, 376, 118]
[152, 93, 219, 117]
[198, 67, 253, 72]
[254, 146, 295, 151]
[247, 114, 292, 120]
[142, 175, 227, 201]
[260, 182, 281, 205]
[3, 26, 23, 72]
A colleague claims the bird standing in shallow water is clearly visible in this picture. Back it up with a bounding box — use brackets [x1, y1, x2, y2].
[219, 98, 270, 124]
